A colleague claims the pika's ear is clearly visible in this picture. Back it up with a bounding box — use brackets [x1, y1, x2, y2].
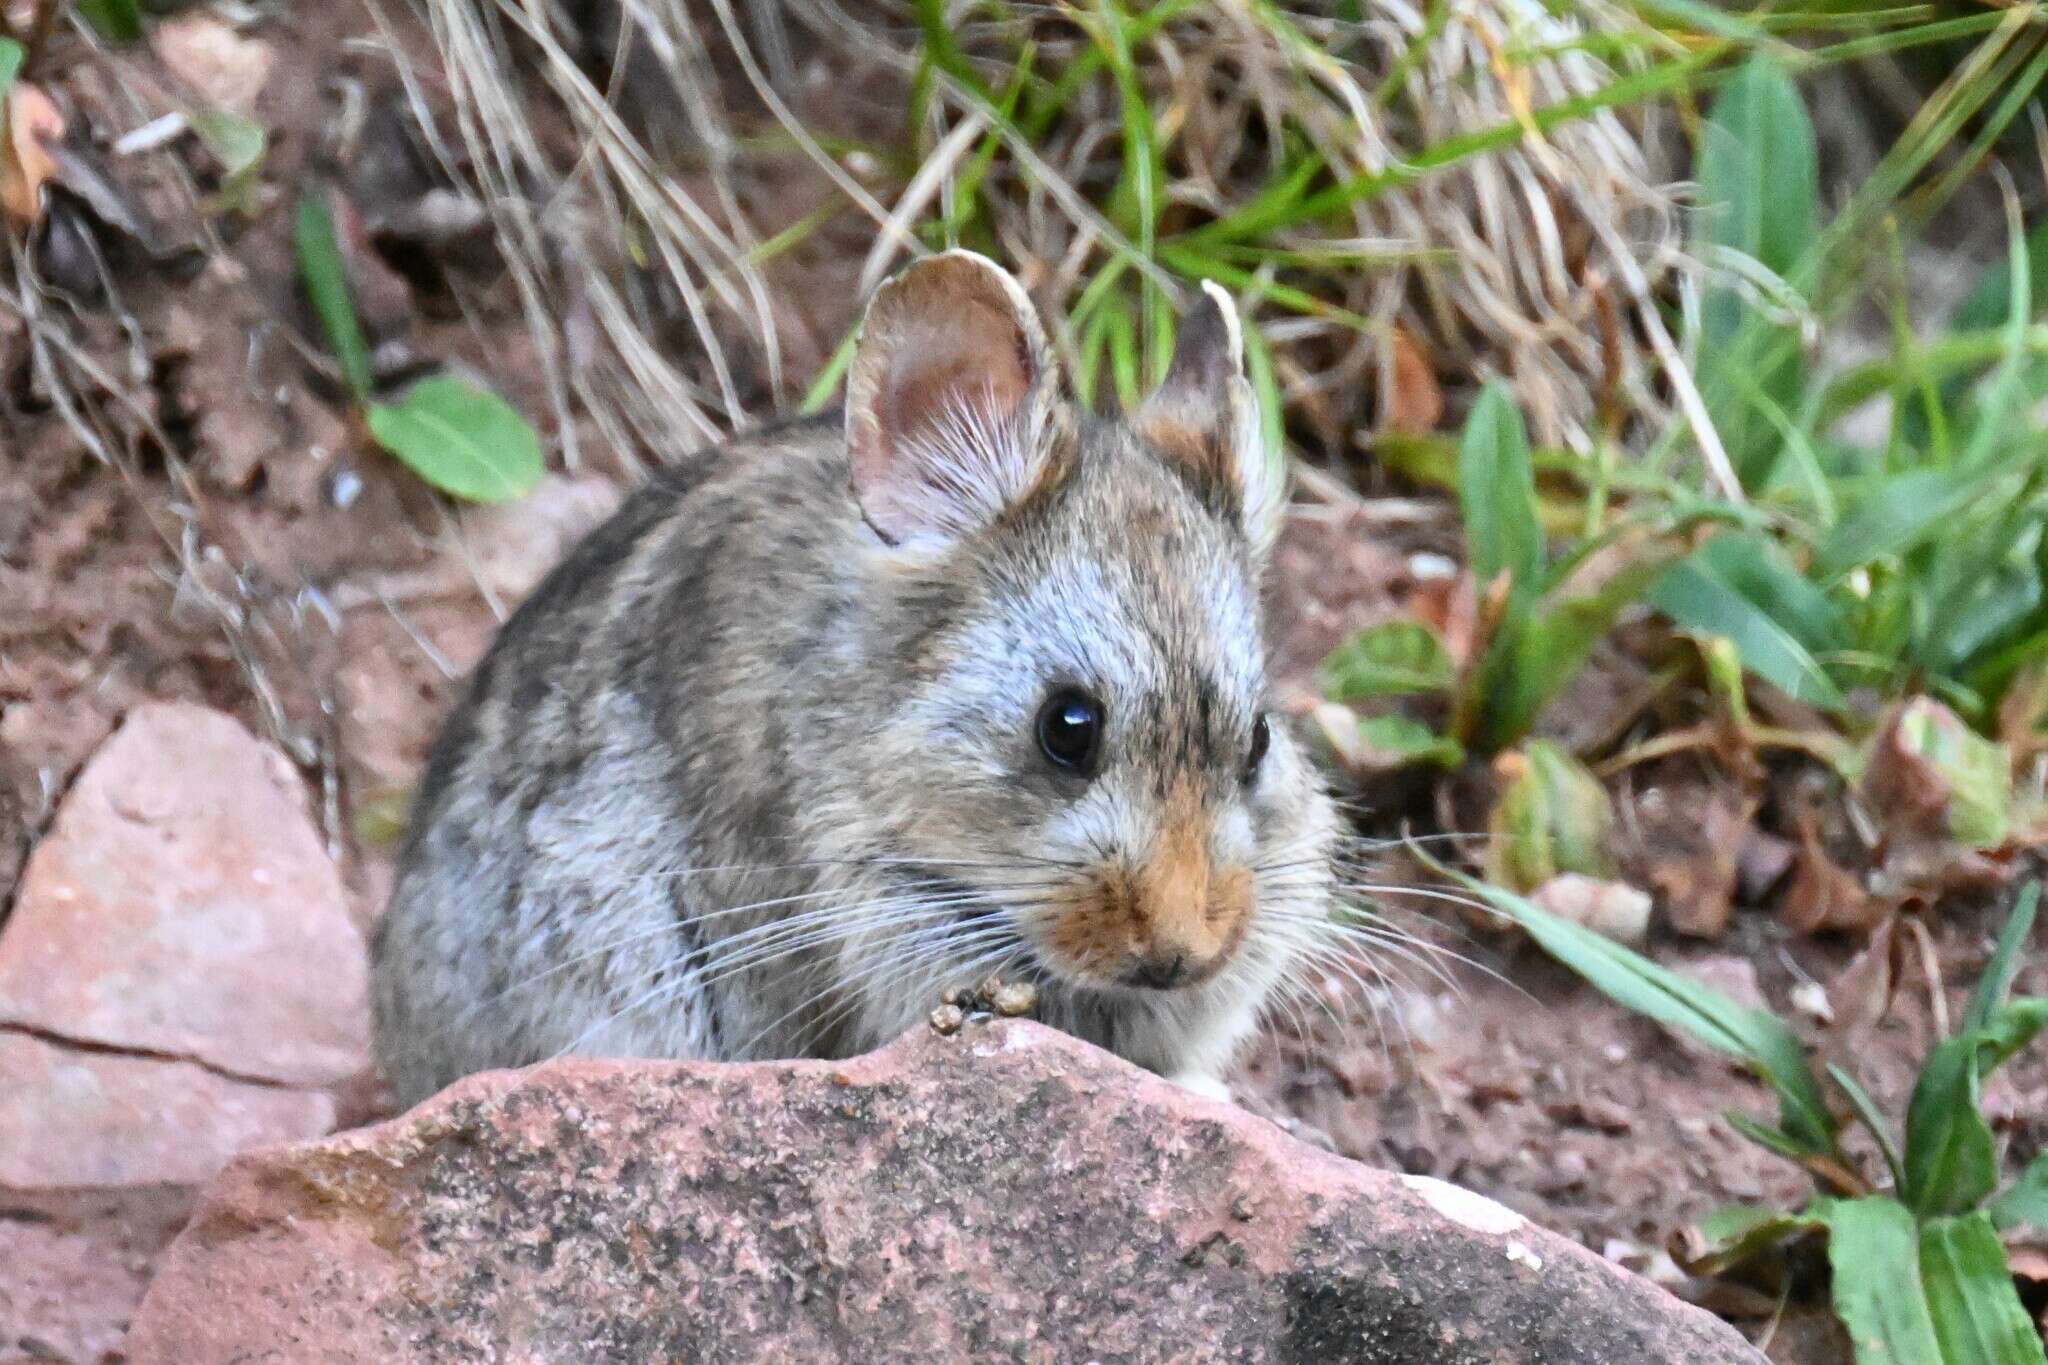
[1137, 281, 1282, 556]
[845, 250, 1063, 547]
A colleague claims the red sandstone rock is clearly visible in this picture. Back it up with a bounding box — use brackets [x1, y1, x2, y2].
[129, 1021, 1765, 1364]
[0, 1033, 334, 1190]
[0, 1186, 193, 1364]
[0, 703, 369, 1087]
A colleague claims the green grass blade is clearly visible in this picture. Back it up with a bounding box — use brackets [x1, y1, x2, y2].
[1649, 533, 1848, 710]
[1965, 881, 2041, 1036]
[1813, 468, 1999, 582]
[292, 191, 374, 401]
[1424, 856, 1837, 1154]
[1827, 1063, 1907, 1195]
[0, 39, 22, 93]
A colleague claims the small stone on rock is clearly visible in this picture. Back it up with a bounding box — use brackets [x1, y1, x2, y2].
[928, 1005, 965, 1036]
[990, 982, 1038, 1017]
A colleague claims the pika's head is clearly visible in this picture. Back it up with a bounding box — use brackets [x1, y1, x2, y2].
[845, 251, 1336, 1001]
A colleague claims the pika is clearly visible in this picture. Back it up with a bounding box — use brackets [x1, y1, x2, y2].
[372, 251, 1340, 1108]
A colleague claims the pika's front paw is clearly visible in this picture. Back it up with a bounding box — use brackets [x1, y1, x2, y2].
[1168, 1072, 1233, 1104]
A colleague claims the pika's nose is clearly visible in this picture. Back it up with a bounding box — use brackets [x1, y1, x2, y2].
[1126, 952, 1192, 991]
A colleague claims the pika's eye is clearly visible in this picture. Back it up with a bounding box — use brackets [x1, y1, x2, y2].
[1244, 714, 1271, 781]
[1036, 689, 1104, 777]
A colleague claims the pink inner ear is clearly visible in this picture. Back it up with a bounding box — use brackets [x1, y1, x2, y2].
[879, 308, 1032, 457]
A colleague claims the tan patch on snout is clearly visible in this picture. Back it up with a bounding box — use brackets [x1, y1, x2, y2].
[1045, 787, 1253, 987]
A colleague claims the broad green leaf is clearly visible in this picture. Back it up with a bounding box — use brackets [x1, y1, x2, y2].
[1650, 533, 1847, 711]
[1456, 382, 1543, 604]
[292, 191, 373, 400]
[1694, 57, 1817, 485]
[1697, 58, 1818, 326]
[75, 0, 143, 42]
[1816, 1197, 1945, 1365]
[366, 377, 542, 504]
[1483, 739, 1614, 892]
[1904, 1000, 2048, 1217]
[1319, 621, 1455, 700]
[1814, 469, 1999, 582]
[1354, 714, 1464, 770]
[1989, 1153, 2048, 1234]
[1428, 859, 1836, 1154]
[0, 40, 22, 95]
[189, 110, 266, 217]
[1920, 1212, 2048, 1365]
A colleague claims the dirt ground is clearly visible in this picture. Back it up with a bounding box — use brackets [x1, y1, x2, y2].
[3, 4, 2045, 1362]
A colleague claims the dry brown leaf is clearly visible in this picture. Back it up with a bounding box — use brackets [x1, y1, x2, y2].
[1781, 807, 1883, 936]
[1, 83, 64, 227]
[152, 14, 276, 115]
[1632, 785, 1752, 940]
[1382, 326, 1443, 434]
[1830, 916, 1900, 1033]
[1407, 570, 1479, 672]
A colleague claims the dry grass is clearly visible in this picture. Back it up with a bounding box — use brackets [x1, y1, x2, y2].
[395, 0, 1692, 478]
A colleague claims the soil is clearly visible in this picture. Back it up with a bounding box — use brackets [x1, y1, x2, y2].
[2, 5, 2043, 1362]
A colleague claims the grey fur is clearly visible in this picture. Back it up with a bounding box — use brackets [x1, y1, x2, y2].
[374, 270, 1338, 1110]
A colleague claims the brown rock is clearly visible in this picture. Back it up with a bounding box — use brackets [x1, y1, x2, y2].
[0, 1032, 333, 1189]
[0, 703, 369, 1087]
[129, 1022, 1763, 1364]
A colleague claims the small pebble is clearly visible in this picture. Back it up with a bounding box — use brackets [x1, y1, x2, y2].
[990, 982, 1038, 1017]
[940, 986, 968, 1007]
[976, 973, 1007, 1002]
[928, 1004, 965, 1036]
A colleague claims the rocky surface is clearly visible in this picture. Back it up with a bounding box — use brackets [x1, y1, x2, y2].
[0, 703, 369, 1086]
[129, 1020, 1764, 1364]
[0, 704, 368, 1362]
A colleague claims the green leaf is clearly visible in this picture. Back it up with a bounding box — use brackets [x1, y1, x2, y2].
[189, 109, 267, 216]
[1694, 57, 1817, 485]
[1354, 714, 1464, 770]
[1456, 382, 1543, 604]
[0, 40, 22, 95]
[1816, 1197, 1946, 1365]
[1426, 857, 1837, 1155]
[1904, 1000, 2048, 1217]
[365, 377, 542, 504]
[1889, 699, 2013, 851]
[1483, 739, 1614, 892]
[1829, 1063, 1907, 1195]
[1319, 621, 1455, 700]
[1982, 1154, 2048, 1236]
[75, 0, 143, 42]
[1920, 1212, 2048, 1365]
[1468, 554, 1675, 752]
[292, 191, 374, 401]
[1650, 532, 1848, 711]
[1697, 57, 1818, 320]
[1814, 469, 1999, 583]
[1989, 1153, 2048, 1234]
[1676, 1203, 1824, 1277]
